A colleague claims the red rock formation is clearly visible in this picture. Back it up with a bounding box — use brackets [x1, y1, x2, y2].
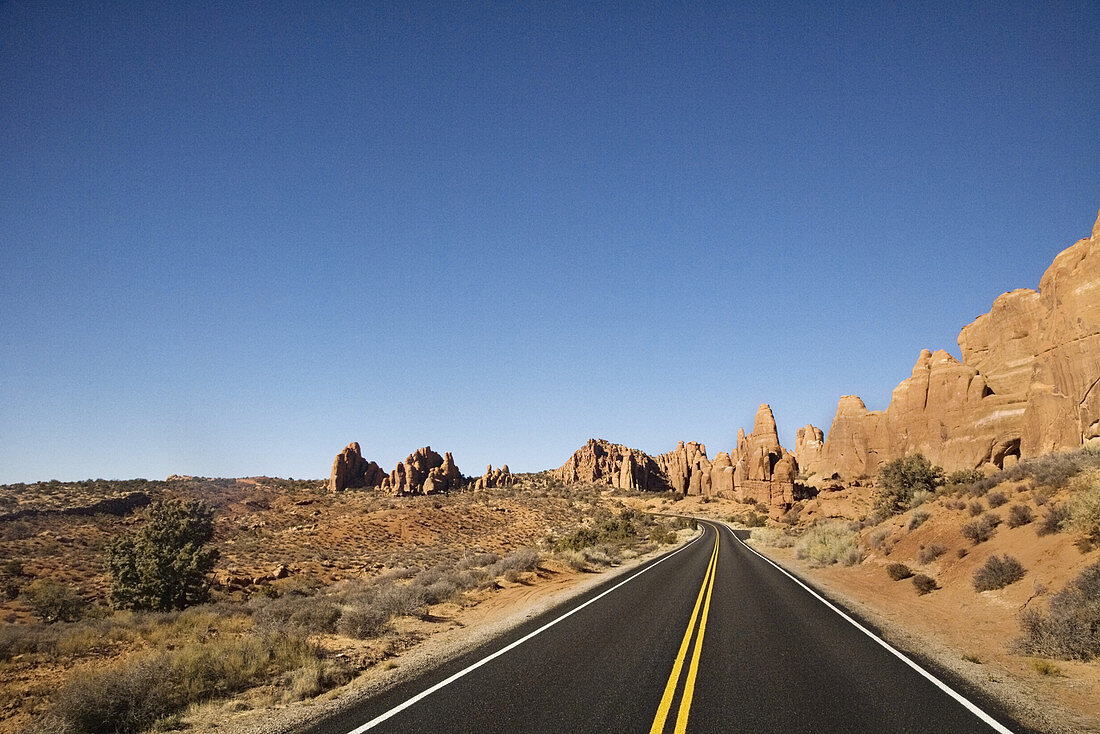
[328, 442, 384, 492]
[474, 464, 514, 489]
[554, 438, 668, 491]
[795, 425, 824, 468]
[807, 206, 1100, 479]
[655, 441, 710, 495]
[380, 447, 463, 495]
[729, 404, 798, 512]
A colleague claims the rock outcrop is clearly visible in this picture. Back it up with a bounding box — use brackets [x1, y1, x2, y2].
[381, 447, 463, 495]
[795, 425, 824, 468]
[553, 438, 669, 491]
[474, 464, 514, 489]
[731, 404, 797, 509]
[328, 443, 463, 494]
[554, 406, 801, 516]
[805, 207, 1100, 479]
[655, 441, 710, 495]
[329, 442, 385, 492]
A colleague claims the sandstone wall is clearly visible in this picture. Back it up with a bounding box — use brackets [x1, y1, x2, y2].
[805, 207, 1100, 480]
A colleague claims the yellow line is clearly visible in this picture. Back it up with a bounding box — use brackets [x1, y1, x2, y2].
[649, 527, 719, 734]
[674, 530, 718, 734]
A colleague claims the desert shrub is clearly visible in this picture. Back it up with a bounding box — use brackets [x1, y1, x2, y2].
[49, 655, 175, 734]
[886, 563, 914, 581]
[252, 595, 341, 634]
[987, 491, 1008, 508]
[487, 548, 541, 579]
[867, 528, 890, 550]
[1037, 503, 1070, 536]
[283, 659, 354, 701]
[972, 555, 1026, 591]
[24, 579, 85, 623]
[106, 499, 219, 612]
[336, 605, 391, 639]
[909, 490, 934, 508]
[918, 543, 947, 564]
[287, 598, 341, 634]
[1066, 472, 1100, 550]
[750, 527, 795, 547]
[907, 510, 930, 531]
[742, 512, 767, 527]
[373, 583, 428, 618]
[0, 622, 61, 661]
[1027, 450, 1094, 489]
[912, 574, 939, 595]
[1007, 504, 1034, 528]
[875, 455, 944, 516]
[968, 501, 984, 517]
[456, 553, 499, 570]
[558, 549, 588, 570]
[961, 513, 1001, 544]
[1015, 558, 1100, 660]
[946, 468, 984, 489]
[795, 522, 862, 567]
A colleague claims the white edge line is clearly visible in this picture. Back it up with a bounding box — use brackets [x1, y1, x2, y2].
[729, 525, 1015, 734]
[344, 528, 707, 734]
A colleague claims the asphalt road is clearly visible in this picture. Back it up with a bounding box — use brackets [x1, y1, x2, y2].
[299, 521, 1029, 734]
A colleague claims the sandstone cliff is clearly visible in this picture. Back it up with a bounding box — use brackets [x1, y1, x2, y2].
[806, 207, 1100, 479]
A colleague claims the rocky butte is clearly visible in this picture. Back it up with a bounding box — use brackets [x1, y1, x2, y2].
[553, 403, 803, 516]
[328, 443, 509, 495]
[799, 206, 1100, 480]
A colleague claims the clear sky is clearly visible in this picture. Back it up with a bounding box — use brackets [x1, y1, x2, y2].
[2, 1, 1098, 484]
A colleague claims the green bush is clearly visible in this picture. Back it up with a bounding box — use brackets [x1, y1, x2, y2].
[946, 468, 984, 488]
[24, 578, 84, 623]
[875, 455, 944, 516]
[795, 522, 862, 567]
[1016, 559, 1100, 660]
[972, 555, 1026, 591]
[106, 499, 219, 612]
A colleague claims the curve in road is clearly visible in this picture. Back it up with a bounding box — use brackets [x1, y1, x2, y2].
[300, 521, 1029, 734]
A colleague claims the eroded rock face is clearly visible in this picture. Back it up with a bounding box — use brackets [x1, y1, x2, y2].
[329, 442, 385, 492]
[795, 425, 824, 468]
[655, 441, 710, 495]
[729, 404, 799, 512]
[381, 447, 463, 495]
[552, 405, 801, 516]
[553, 438, 668, 491]
[807, 207, 1100, 479]
[474, 464, 514, 490]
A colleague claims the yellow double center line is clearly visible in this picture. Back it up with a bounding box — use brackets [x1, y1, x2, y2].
[649, 526, 719, 734]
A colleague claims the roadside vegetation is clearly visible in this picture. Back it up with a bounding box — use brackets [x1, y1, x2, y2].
[0, 474, 692, 734]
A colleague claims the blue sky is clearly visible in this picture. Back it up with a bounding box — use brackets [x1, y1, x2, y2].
[2, 1, 1098, 483]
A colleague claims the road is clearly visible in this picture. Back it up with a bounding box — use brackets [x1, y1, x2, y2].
[299, 521, 1028, 734]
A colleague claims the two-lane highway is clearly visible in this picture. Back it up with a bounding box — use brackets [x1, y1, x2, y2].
[300, 521, 1026, 734]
